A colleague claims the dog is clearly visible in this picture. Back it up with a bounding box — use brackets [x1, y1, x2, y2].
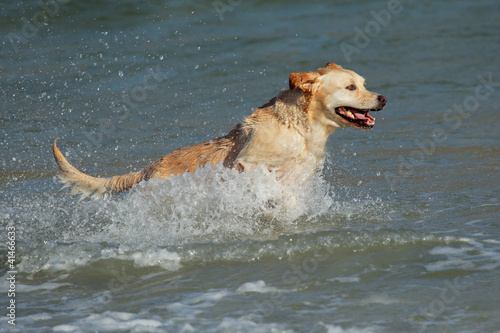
[53, 62, 387, 200]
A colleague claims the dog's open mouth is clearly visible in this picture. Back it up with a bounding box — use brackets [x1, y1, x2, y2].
[335, 107, 375, 128]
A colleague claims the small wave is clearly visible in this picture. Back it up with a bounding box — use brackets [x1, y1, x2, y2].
[425, 237, 500, 272]
[236, 280, 277, 294]
[328, 276, 360, 284]
[11, 228, 445, 276]
[14, 242, 181, 275]
[52, 311, 163, 332]
[320, 323, 377, 333]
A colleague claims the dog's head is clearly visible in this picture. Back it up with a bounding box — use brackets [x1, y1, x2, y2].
[289, 62, 387, 131]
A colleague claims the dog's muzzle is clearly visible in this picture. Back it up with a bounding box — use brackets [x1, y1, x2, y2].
[335, 95, 387, 129]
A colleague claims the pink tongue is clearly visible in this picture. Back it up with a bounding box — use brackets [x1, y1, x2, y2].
[353, 111, 374, 121]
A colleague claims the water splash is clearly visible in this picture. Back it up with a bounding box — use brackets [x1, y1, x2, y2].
[2, 163, 390, 251]
[88, 165, 336, 245]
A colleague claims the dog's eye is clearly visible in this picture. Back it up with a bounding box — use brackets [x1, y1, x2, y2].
[346, 84, 356, 91]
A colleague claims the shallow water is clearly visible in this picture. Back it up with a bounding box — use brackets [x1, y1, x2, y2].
[1, 0, 500, 332]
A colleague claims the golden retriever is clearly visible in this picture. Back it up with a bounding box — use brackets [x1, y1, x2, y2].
[53, 62, 386, 199]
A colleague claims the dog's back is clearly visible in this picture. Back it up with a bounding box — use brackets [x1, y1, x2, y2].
[53, 126, 248, 199]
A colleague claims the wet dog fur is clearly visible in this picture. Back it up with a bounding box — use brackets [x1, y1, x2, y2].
[53, 62, 387, 200]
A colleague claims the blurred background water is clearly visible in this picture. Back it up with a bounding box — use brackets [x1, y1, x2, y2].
[1, 0, 499, 332]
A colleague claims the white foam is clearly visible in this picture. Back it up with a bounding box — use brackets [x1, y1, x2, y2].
[26, 312, 53, 322]
[52, 311, 163, 332]
[163, 289, 233, 321]
[52, 324, 80, 332]
[320, 322, 376, 333]
[429, 246, 471, 256]
[427, 245, 477, 272]
[236, 280, 277, 293]
[426, 260, 475, 272]
[329, 276, 360, 283]
[215, 317, 291, 332]
[426, 240, 500, 272]
[359, 293, 400, 305]
[85, 165, 337, 245]
[17, 282, 70, 293]
[16, 242, 182, 274]
[465, 219, 482, 225]
[17, 244, 94, 273]
[130, 248, 182, 271]
[178, 323, 196, 333]
[457, 237, 484, 248]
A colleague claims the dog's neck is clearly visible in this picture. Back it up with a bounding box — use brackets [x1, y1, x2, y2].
[271, 89, 311, 133]
[275, 89, 337, 161]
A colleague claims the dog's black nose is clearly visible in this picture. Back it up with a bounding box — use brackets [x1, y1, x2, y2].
[377, 95, 387, 106]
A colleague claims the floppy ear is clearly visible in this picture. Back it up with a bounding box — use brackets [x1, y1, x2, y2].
[289, 72, 318, 91]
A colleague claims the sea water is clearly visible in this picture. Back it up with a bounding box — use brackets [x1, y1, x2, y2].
[1, 0, 499, 332]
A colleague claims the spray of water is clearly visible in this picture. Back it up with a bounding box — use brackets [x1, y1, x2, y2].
[7, 167, 389, 243]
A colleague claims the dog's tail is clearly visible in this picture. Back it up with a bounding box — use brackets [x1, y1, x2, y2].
[52, 140, 144, 200]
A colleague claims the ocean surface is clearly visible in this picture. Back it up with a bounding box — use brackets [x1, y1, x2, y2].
[1, 0, 499, 332]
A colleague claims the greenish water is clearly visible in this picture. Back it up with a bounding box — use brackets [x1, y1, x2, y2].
[1, 0, 499, 332]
